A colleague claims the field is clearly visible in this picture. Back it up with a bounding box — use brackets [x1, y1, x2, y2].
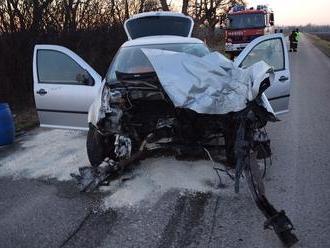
[306, 32, 330, 57]
[313, 32, 330, 42]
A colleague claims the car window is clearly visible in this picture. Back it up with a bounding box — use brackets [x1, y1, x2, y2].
[228, 13, 266, 29]
[110, 47, 154, 76]
[107, 43, 210, 82]
[240, 38, 284, 71]
[126, 16, 192, 39]
[37, 50, 89, 85]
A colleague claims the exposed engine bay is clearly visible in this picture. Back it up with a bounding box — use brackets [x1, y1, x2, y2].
[72, 51, 298, 247]
[99, 77, 233, 161]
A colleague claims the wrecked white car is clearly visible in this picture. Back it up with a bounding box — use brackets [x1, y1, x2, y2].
[33, 12, 290, 131]
[33, 12, 296, 247]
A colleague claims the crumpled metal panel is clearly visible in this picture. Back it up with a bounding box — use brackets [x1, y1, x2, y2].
[142, 49, 275, 115]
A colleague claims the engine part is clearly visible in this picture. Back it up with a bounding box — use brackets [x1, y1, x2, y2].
[114, 135, 132, 159]
[253, 129, 271, 159]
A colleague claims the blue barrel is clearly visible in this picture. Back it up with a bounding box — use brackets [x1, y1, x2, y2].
[0, 103, 15, 145]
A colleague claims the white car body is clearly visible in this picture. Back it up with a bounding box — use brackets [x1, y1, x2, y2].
[33, 12, 291, 130]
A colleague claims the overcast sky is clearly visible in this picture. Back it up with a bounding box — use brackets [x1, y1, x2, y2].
[248, 0, 330, 25]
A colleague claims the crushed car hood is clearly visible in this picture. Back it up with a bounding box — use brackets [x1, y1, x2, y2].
[142, 49, 275, 115]
[88, 49, 275, 126]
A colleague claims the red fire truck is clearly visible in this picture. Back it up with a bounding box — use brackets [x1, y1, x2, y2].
[225, 5, 275, 56]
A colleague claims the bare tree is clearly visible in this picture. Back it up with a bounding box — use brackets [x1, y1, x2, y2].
[182, 0, 189, 15]
[30, 0, 53, 33]
[159, 0, 169, 11]
[188, 0, 245, 38]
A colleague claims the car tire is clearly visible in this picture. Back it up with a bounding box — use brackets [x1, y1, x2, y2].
[86, 125, 108, 167]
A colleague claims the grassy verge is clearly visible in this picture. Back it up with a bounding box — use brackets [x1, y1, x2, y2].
[305, 33, 330, 57]
[12, 108, 39, 133]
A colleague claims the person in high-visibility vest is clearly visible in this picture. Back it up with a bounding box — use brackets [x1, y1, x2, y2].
[289, 30, 299, 52]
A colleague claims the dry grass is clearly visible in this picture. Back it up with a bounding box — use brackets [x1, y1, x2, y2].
[12, 108, 39, 133]
[314, 32, 330, 42]
[206, 35, 226, 54]
[305, 33, 330, 57]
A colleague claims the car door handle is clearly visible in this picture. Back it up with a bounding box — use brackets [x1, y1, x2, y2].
[279, 76, 289, 82]
[36, 89, 47, 96]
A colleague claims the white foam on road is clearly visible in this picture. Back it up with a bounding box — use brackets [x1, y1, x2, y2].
[0, 128, 235, 208]
[102, 157, 234, 209]
[0, 129, 89, 181]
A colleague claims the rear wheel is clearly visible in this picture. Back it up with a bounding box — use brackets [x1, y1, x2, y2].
[87, 125, 114, 167]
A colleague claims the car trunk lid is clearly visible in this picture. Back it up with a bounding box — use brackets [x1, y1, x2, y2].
[124, 12, 194, 40]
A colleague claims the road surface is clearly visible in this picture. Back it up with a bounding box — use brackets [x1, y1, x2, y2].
[0, 34, 329, 248]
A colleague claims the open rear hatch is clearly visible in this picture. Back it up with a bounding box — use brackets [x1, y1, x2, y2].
[124, 11, 194, 40]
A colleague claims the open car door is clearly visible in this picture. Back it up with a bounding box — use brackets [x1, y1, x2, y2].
[33, 45, 102, 130]
[234, 33, 291, 115]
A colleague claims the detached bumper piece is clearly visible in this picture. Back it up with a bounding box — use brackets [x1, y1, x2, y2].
[71, 159, 120, 192]
[71, 149, 147, 192]
[264, 210, 297, 246]
[244, 157, 298, 247]
[71, 132, 168, 192]
[233, 107, 298, 247]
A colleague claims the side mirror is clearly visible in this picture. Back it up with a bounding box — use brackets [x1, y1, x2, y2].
[76, 69, 94, 86]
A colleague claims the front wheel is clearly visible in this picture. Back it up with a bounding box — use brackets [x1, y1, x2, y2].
[86, 125, 114, 167]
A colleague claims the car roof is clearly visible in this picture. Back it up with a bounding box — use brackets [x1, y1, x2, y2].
[121, 35, 204, 48]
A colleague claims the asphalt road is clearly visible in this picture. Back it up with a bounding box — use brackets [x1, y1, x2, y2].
[0, 34, 330, 248]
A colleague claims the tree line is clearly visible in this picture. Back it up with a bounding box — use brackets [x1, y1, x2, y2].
[0, 0, 244, 34]
[0, 0, 244, 110]
[278, 24, 330, 33]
